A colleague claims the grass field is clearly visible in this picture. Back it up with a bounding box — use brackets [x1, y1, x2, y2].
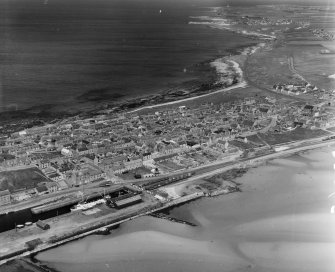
[0, 167, 49, 193]
[292, 44, 335, 91]
[258, 128, 330, 145]
[245, 45, 305, 89]
[245, 41, 335, 95]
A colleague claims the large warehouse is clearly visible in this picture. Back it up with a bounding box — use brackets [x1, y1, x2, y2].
[114, 194, 142, 209]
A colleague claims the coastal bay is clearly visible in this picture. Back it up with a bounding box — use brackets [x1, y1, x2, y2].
[0, 0, 253, 114]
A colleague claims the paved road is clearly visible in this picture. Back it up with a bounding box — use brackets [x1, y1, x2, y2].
[288, 56, 307, 82]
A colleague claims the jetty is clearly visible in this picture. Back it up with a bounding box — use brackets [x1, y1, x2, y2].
[150, 213, 197, 227]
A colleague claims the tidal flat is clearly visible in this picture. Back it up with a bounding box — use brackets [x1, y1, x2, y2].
[37, 146, 335, 272]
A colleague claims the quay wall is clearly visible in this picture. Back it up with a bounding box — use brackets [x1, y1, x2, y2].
[0, 140, 334, 265]
[31, 186, 124, 214]
[0, 192, 204, 265]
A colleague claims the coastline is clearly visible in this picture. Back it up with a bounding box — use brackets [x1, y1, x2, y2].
[0, 137, 334, 267]
[35, 143, 335, 272]
[127, 39, 267, 114]
[0, 29, 266, 124]
[0, 39, 262, 123]
[114, 41, 261, 115]
[129, 77, 248, 114]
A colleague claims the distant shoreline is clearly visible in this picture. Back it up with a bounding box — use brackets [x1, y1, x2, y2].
[0, 14, 270, 124]
[0, 43, 258, 124]
[129, 74, 248, 114]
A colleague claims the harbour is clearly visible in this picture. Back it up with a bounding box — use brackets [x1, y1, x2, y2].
[35, 146, 335, 272]
[0, 138, 334, 265]
[0, 185, 136, 233]
[0, 191, 204, 265]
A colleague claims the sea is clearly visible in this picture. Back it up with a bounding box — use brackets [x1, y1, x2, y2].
[37, 146, 335, 272]
[0, 0, 254, 112]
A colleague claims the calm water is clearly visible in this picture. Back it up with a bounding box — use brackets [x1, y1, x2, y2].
[0, 0, 253, 112]
[37, 147, 335, 272]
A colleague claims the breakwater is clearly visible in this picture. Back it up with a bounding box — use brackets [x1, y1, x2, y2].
[150, 213, 197, 226]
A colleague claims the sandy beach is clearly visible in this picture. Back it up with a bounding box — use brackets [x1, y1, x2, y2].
[129, 57, 247, 114]
[129, 80, 248, 114]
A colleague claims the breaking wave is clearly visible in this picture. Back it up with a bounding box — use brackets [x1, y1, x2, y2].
[189, 16, 276, 40]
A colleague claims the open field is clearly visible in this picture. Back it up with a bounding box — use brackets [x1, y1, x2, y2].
[245, 45, 305, 88]
[258, 128, 330, 145]
[245, 41, 335, 94]
[0, 168, 49, 193]
[292, 44, 335, 91]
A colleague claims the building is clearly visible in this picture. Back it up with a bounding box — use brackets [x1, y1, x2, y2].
[61, 147, 73, 157]
[11, 189, 30, 202]
[36, 185, 49, 195]
[36, 220, 50, 230]
[45, 182, 59, 193]
[114, 194, 142, 209]
[0, 190, 11, 206]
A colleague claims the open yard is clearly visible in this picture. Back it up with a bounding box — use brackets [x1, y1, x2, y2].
[0, 167, 49, 193]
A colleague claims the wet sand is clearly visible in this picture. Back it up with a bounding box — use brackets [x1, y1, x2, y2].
[37, 146, 335, 272]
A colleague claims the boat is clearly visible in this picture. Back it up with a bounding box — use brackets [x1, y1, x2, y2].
[25, 222, 33, 226]
[16, 224, 24, 229]
[71, 199, 106, 212]
[331, 205, 335, 214]
[95, 199, 106, 205]
[70, 203, 87, 212]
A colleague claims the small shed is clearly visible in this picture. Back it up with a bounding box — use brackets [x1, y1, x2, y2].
[25, 238, 42, 250]
[36, 220, 50, 230]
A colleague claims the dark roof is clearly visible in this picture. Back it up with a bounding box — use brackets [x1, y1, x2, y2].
[259, 108, 269, 113]
[0, 190, 10, 197]
[77, 146, 88, 152]
[243, 120, 254, 127]
[114, 195, 142, 206]
[153, 153, 176, 162]
[48, 173, 60, 178]
[304, 105, 314, 110]
[294, 121, 304, 126]
[36, 185, 48, 193]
